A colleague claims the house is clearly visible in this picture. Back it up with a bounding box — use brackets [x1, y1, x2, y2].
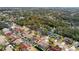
[22, 26, 30, 32]
[69, 46, 76, 51]
[2, 28, 12, 36]
[73, 41, 79, 48]
[20, 43, 31, 51]
[0, 35, 7, 45]
[5, 45, 13, 51]
[48, 45, 62, 51]
[27, 46, 38, 51]
[11, 23, 16, 29]
[64, 37, 73, 44]
[12, 38, 23, 45]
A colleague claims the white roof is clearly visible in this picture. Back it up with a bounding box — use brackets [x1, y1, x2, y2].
[2, 28, 9, 32]
[5, 45, 13, 51]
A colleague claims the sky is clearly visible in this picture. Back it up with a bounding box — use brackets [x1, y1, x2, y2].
[0, 0, 79, 7]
